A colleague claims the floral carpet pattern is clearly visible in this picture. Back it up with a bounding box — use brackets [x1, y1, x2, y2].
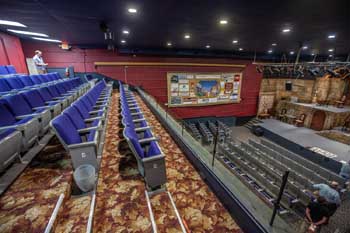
[93, 91, 242, 232]
[0, 143, 73, 233]
[135, 94, 242, 233]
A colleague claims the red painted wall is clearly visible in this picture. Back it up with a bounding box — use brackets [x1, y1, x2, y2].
[0, 33, 28, 74]
[22, 41, 262, 118]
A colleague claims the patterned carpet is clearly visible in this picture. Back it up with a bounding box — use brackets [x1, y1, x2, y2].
[93, 91, 242, 232]
[0, 141, 73, 233]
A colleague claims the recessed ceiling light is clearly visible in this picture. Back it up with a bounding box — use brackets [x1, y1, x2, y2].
[311, 53, 315, 56]
[272, 43, 277, 46]
[328, 34, 336, 39]
[206, 45, 211, 48]
[184, 34, 190, 39]
[329, 54, 333, 57]
[7, 29, 48, 37]
[268, 50, 273, 54]
[232, 40, 238, 44]
[282, 28, 291, 33]
[122, 30, 129, 34]
[121, 40, 126, 44]
[166, 42, 172, 46]
[290, 51, 295, 55]
[238, 48, 243, 51]
[328, 49, 334, 52]
[128, 8, 137, 13]
[31, 37, 61, 43]
[219, 19, 228, 25]
[302, 46, 308, 50]
[0, 20, 26, 27]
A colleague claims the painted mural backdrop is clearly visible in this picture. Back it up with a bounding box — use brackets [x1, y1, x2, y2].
[167, 72, 242, 107]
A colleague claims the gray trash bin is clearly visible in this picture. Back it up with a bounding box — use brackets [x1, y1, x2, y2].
[73, 164, 96, 192]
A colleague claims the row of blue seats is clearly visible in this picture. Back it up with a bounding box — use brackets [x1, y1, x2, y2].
[0, 77, 89, 172]
[0, 65, 16, 75]
[0, 72, 64, 96]
[51, 80, 112, 170]
[119, 81, 167, 190]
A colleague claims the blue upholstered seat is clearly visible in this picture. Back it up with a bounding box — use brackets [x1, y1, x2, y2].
[52, 115, 82, 145]
[0, 66, 9, 75]
[5, 65, 16, 74]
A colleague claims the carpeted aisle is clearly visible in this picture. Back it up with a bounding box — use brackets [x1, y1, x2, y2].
[93, 91, 242, 232]
[93, 92, 153, 232]
[135, 94, 242, 233]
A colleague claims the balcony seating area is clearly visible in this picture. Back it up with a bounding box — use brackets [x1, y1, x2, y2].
[51, 80, 112, 171]
[119, 81, 167, 190]
[0, 73, 89, 174]
[187, 120, 230, 144]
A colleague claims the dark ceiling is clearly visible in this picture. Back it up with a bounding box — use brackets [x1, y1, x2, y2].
[0, 0, 349, 59]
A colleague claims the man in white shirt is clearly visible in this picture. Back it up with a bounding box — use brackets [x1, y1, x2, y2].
[33, 50, 48, 74]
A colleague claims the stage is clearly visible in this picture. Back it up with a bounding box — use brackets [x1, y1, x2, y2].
[258, 119, 349, 173]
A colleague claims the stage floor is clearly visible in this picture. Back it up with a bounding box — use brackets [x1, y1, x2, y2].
[258, 119, 350, 163]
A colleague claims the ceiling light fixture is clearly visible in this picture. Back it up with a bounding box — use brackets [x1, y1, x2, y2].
[282, 28, 291, 33]
[219, 19, 228, 25]
[184, 34, 190, 39]
[122, 30, 129, 34]
[128, 8, 137, 13]
[328, 34, 336, 39]
[166, 42, 172, 46]
[238, 48, 243, 51]
[206, 45, 211, 48]
[7, 29, 48, 37]
[121, 40, 126, 44]
[302, 46, 308, 50]
[329, 54, 333, 57]
[0, 20, 26, 27]
[268, 50, 273, 54]
[31, 37, 61, 43]
[272, 43, 277, 46]
[232, 40, 238, 44]
[290, 51, 295, 55]
[328, 49, 334, 52]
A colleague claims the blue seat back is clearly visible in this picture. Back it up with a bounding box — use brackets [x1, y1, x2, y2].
[5, 65, 16, 74]
[18, 75, 35, 86]
[63, 106, 86, 129]
[3, 94, 34, 116]
[5, 77, 24, 89]
[30, 75, 42, 85]
[21, 90, 46, 108]
[0, 103, 16, 126]
[52, 115, 82, 145]
[37, 87, 53, 102]
[0, 66, 9, 75]
[124, 127, 144, 158]
[0, 79, 12, 92]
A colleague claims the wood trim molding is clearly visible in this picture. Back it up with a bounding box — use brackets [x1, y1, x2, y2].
[94, 61, 246, 68]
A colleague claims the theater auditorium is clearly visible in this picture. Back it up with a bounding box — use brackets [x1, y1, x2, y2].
[0, 1, 349, 233]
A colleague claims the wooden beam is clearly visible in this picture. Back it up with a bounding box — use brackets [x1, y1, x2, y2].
[94, 61, 246, 68]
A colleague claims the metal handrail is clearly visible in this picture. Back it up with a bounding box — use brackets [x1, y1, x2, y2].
[44, 193, 65, 233]
[86, 192, 96, 233]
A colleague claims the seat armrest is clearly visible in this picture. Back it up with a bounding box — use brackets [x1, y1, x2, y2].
[85, 116, 103, 122]
[135, 126, 152, 132]
[129, 107, 140, 110]
[67, 141, 97, 149]
[131, 112, 143, 116]
[16, 113, 39, 119]
[89, 109, 104, 114]
[46, 100, 61, 104]
[133, 118, 146, 123]
[78, 126, 100, 134]
[139, 137, 159, 144]
[33, 106, 50, 111]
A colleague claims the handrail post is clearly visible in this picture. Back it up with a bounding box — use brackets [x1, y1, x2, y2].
[44, 193, 65, 233]
[269, 171, 289, 226]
